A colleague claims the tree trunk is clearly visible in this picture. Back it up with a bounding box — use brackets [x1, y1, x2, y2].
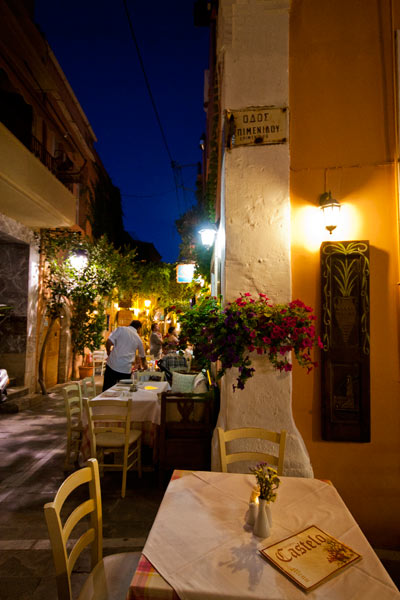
[72, 349, 78, 380]
[38, 316, 56, 395]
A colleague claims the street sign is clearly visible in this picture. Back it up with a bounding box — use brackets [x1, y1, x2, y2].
[226, 106, 288, 148]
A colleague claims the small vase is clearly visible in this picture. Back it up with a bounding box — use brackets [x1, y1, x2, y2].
[265, 502, 272, 528]
[253, 498, 271, 538]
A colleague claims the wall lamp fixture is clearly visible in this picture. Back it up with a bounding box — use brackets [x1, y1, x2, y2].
[320, 191, 341, 234]
[69, 248, 88, 271]
[199, 224, 217, 247]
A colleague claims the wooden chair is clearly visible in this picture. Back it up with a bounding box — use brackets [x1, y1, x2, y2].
[81, 375, 97, 399]
[44, 458, 140, 600]
[84, 398, 142, 498]
[217, 427, 287, 475]
[159, 391, 214, 485]
[137, 371, 165, 382]
[62, 382, 84, 469]
[92, 349, 107, 376]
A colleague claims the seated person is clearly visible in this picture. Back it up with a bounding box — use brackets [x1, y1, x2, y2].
[163, 326, 179, 355]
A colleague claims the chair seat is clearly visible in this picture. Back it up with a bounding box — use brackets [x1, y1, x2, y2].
[96, 429, 141, 448]
[78, 551, 141, 600]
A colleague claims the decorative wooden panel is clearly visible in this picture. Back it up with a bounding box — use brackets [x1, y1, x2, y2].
[320, 241, 370, 442]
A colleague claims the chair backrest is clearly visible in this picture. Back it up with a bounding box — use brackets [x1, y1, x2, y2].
[137, 371, 166, 382]
[84, 398, 132, 458]
[62, 382, 83, 429]
[81, 375, 97, 399]
[159, 391, 214, 479]
[217, 427, 287, 475]
[44, 458, 102, 600]
[92, 349, 107, 375]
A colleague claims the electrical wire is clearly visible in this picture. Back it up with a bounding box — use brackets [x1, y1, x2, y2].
[122, 2, 202, 217]
[121, 190, 176, 198]
[122, 0, 185, 212]
[122, 0, 174, 164]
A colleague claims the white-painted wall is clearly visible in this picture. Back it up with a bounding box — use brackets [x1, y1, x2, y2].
[212, 0, 313, 477]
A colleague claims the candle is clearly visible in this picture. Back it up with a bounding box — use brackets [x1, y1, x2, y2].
[247, 502, 258, 526]
[250, 485, 260, 503]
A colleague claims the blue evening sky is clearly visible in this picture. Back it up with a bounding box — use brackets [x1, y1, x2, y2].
[34, 0, 209, 262]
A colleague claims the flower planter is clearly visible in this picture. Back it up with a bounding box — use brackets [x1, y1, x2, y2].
[78, 365, 94, 379]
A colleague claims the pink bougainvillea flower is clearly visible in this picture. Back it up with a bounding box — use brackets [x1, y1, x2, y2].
[244, 292, 252, 297]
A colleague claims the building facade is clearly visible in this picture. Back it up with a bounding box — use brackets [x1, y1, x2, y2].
[0, 0, 99, 392]
[201, 0, 400, 549]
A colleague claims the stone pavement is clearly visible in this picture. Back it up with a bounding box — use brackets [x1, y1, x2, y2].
[0, 382, 165, 600]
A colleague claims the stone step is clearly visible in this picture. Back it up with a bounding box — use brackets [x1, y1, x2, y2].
[7, 385, 29, 400]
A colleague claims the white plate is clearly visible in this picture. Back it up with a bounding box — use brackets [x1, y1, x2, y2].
[119, 379, 132, 384]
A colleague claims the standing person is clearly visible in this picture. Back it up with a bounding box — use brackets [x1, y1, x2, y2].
[163, 326, 179, 354]
[102, 320, 147, 391]
[149, 322, 163, 359]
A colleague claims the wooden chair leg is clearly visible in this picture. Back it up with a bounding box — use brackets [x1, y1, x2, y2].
[73, 435, 82, 466]
[121, 451, 128, 498]
[64, 432, 72, 469]
[137, 440, 142, 479]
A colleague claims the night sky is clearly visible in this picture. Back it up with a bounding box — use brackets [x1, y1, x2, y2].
[34, 1, 210, 262]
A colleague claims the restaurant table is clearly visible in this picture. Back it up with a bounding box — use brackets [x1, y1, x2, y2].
[80, 384, 163, 462]
[135, 380, 170, 396]
[128, 470, 400, 600]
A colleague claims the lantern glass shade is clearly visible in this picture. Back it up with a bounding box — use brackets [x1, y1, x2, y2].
[69, 250, 88, 271]
[320, 192, 341, 234]
[144, 299, 151, 307]
[199, 226, 217, 247]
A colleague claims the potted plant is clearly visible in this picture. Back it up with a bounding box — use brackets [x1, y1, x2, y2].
[178, 293, 323, 391]
[71, 298, 106, 379]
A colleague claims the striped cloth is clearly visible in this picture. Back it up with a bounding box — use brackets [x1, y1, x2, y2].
[126, 470, 190, 600]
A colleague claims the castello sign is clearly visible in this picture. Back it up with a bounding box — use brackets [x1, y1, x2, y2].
[226, 106, 287, 148]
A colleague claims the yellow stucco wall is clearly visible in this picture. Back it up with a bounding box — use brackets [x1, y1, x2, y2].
[290, 0, 400, 548]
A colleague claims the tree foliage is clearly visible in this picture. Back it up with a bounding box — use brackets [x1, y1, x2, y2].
[133, 262, 200, 312]
[40, 229, 139, 384]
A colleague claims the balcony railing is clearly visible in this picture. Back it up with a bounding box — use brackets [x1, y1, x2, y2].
[30, 136, 80, 192]
[31, 135, 56, 174]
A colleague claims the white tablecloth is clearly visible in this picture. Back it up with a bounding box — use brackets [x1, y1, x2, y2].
[89, 386, 161, 425]
[135, 380, 170, 396]
[142, 471, 399, 600]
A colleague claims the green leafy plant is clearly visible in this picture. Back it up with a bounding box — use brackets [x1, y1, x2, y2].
[178, 293, 323, 391]
[39, 230, 139, 391]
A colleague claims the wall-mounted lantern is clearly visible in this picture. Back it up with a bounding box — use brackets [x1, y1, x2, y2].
[320, 191, 341, 234]
[144, 299, 151, 308]
[199, 224, 217, 247]
[69, 248, 88, 271]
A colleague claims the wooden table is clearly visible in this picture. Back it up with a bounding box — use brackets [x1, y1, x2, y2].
[127, 471, 399, 600]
